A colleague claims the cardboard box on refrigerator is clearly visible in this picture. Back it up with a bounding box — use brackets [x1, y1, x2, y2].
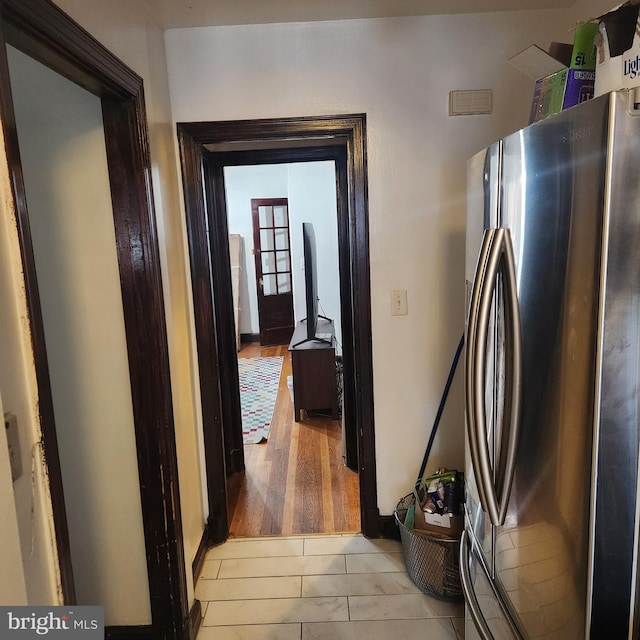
[509, 22, 598, 123]
[529, 66, 569, 123]
[562, 23, 599, 108]
[594, 2, 640, 97]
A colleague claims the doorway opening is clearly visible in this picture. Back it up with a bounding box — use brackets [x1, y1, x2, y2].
[224, 160, 360, 536]
[177, 115, 380, 544]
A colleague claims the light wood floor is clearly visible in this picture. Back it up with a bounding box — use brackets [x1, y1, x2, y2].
[227, 342, 361, 537]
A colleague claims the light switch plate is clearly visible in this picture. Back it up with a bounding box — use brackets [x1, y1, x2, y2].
[390, 290, 408, 316]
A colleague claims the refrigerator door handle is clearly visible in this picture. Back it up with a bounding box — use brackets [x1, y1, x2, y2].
[460, 530, 495, 640]
[495, 228, 522, 525]
[466, 229, 493, 516]
[466, 228, 520, 526]
[466, 228, 502, 524]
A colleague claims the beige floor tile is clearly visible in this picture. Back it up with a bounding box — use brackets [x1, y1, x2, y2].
[196, 623, 301, 640]
[196, 576, 302, 601]
[303, 535, 401, 556]
[203, 597, 349, 626]
[219, 554, 346, 579]
[199, 559, 222, 579]
[345, 552, 405, 574]
[425, 597, 465, 618]
[194, 534, 463, 640]
[206, 538, 305, 560]
[302, 618, 458, 640]
[302, 572, 420, 597]
[348, 593, 463, 620]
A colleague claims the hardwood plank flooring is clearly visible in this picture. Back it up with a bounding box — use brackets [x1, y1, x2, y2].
[227, 342, 361, 537]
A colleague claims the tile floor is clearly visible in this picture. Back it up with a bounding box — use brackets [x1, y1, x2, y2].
[195, 533, 464, 639]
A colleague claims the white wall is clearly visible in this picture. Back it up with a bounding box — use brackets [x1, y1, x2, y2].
[7, 46, 151, 625]
[165, 10, 581, 513]
[225, 161, 341, 347]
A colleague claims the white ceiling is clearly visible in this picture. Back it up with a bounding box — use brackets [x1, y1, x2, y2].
[145, 0, 576, 29]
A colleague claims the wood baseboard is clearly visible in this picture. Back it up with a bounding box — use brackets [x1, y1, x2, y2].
[105, 625, 153, 639]
[188, 599, 202, 640]
[361, 506, 381, 538]
[104, 600, 202, 640]
[192, 523, 210, 583]
[378, 514, 401, 541]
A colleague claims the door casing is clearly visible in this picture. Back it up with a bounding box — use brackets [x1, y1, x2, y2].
[178, 116, 380, 540]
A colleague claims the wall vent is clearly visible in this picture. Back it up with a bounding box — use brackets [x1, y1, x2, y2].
[449, 89, 492, 116]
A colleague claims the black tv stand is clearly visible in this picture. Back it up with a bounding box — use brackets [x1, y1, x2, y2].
[291, 316, 333, 349]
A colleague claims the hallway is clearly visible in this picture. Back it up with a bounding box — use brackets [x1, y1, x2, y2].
[228, 342, 360, 536]
[195, 533, 464, 639]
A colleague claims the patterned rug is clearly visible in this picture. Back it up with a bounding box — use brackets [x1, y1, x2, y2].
[239, 356, 284, 444]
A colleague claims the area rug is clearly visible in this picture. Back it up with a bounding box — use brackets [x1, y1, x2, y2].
[238, 356, 284, 444]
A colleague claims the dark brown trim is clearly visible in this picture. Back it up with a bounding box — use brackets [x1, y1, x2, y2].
[101, 96, 189, 638]
[177, 115, 380, 538]
[334, 149, 358, 471]
[192, 524, 210, 583]
[1, 0, 139, 98]
[346, 115, 379, 536]
[177, 127, 229, 545]
[187, 599, 202, 640]
[107, 606, 198, 640]
[105, 626, 153, 640]
[379, 514, 401, 541]
[203, 155, 245, 476]
[0, 1, 189, 637]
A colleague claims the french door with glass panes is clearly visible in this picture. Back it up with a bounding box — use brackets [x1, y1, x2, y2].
[251, 198, 295, 345]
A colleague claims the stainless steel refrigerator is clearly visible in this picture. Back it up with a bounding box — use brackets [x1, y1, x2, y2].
[461, 89, 640, 639]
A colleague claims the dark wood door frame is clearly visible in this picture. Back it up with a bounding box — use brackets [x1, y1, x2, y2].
[0, 1, 192, 638]
[201, 153, 245, 488]
[177, 115, 380, 540]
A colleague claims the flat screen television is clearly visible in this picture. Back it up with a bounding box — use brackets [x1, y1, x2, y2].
[292, 222, 332, 348]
